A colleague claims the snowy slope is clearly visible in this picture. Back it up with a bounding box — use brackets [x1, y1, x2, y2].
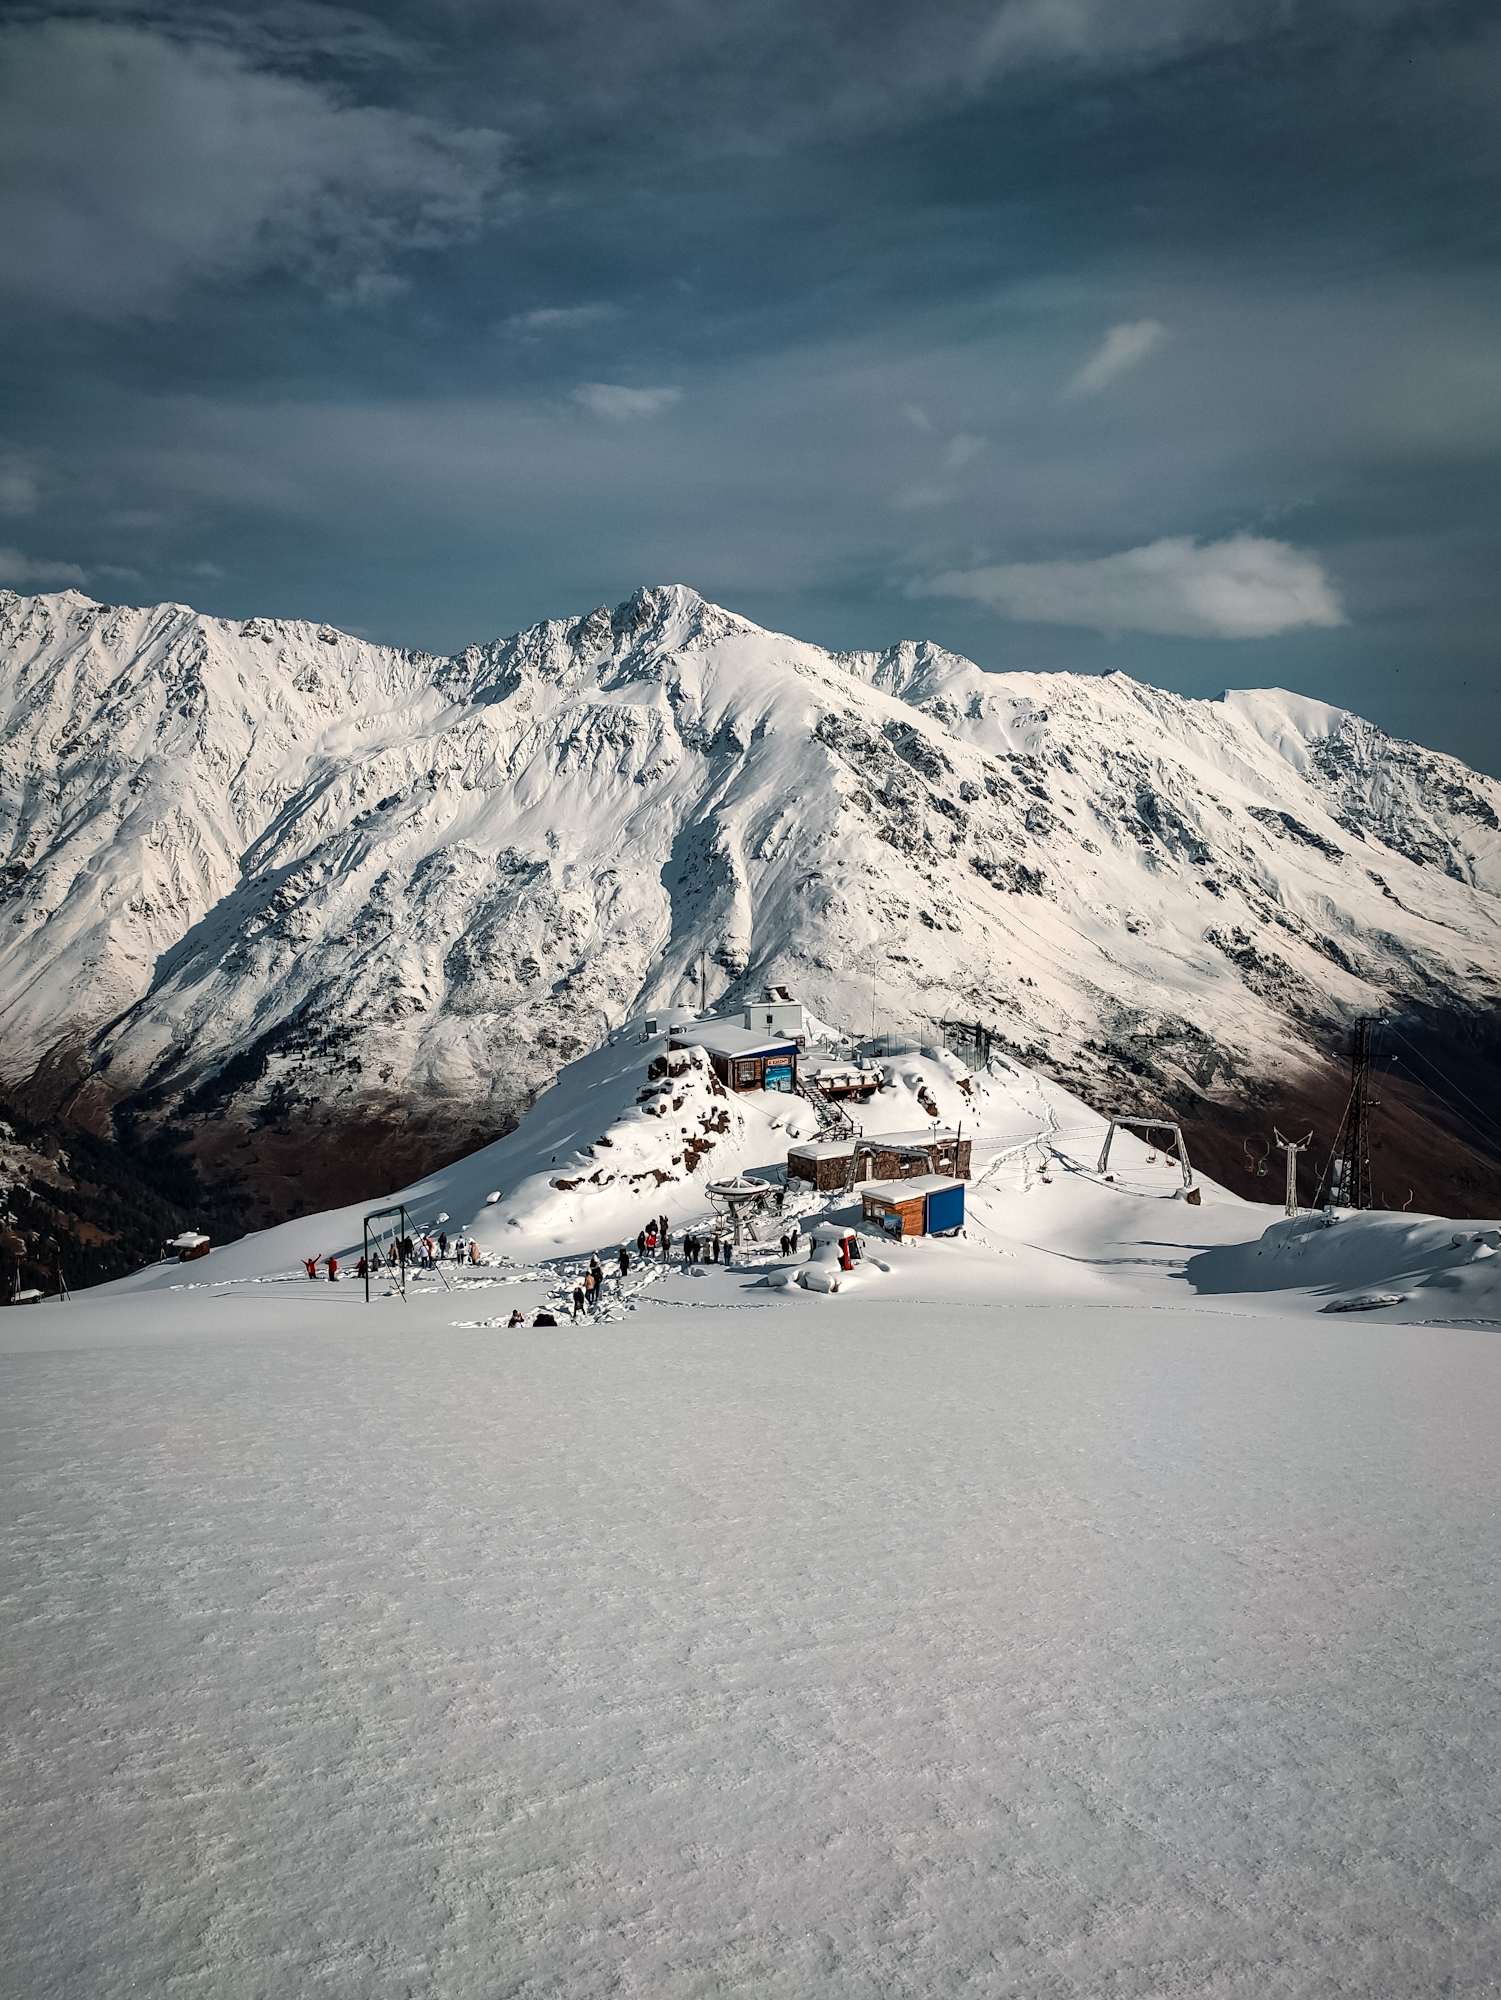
[5, 1032, 1499, 1995]
[3, 584, 1499, 1220]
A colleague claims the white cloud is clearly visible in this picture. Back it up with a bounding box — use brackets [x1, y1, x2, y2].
[915, 533, 1347, 638]
[1062, 319, 1165, 398]
[0, 547, 89, 587]
[0, 21, 509, 317]
[503, 304, 617, 334]
[572, 383, 682, 421]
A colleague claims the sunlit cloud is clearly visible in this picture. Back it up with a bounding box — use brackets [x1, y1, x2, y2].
[915, 532, 1346, 638]
[1062, 319, 1165, 398]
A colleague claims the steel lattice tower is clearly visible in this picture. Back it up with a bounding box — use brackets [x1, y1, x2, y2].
[1328, 1015, 1380, 1208]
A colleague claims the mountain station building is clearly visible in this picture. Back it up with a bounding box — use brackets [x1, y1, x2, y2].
[786, 1127, 971, 1193]
[671, 1022, 799, 1094]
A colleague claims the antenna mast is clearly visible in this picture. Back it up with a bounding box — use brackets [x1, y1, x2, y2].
[1274, 1127, 1313, 1217]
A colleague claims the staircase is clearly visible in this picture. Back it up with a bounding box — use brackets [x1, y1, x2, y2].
[795, 1077, 855, 1142]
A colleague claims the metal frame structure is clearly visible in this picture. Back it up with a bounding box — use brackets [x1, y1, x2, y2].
[938, 1019, 997, 1070]
[1096, 1117, 1195, 1189]
[1274, 1128, 1314, 1217]
[1322, 1015, 1381, 1210]
[363, 1202, 413, 1302]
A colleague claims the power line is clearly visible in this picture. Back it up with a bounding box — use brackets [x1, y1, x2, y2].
[1384, 1025, 1501, 1149]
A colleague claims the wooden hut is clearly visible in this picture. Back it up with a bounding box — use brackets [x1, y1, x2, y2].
[860, 1176, 966, 1240]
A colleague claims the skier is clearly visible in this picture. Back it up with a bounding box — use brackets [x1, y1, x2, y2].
[304, 1257, 318, 1281]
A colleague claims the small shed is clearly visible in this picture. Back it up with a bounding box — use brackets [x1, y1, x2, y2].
[860, 1175, 965, 1240]
[788, 1128, 971, 1193]
[167, 1231, 211, 1263]
[671, 1023, 799, 1093]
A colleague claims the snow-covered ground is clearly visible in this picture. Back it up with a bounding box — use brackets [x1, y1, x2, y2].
[4, 1039, 1499, 1995]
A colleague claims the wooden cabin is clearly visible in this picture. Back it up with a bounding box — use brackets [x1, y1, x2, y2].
[860, 1176, 966, 1240]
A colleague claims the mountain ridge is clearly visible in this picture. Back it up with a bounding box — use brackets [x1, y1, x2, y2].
[3, 581, 1499, 1225]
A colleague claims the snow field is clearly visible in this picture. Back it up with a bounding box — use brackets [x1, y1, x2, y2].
[5, 1037, 1499, 1994]
[4, 1283, 1499, 1997]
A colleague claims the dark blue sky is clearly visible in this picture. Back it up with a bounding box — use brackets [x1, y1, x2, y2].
[2, 2, 1498, 771]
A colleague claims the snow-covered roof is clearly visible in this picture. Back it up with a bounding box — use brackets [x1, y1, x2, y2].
[168, 1231, 210, 1248]
[672, 1025, 799, 1058]
[860, 1175, 965, 1201]
[788, 1128, 961, 1161]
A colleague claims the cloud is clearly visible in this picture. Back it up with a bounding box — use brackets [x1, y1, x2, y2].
[572, 383, 682, 421]
[502, 304, 618, 334]
[0, 450, 40, 518]
[0, 21, 509, 317]
[1062, 319, 1165, 398]
[916, 533, 1346, 638]
[942, 432, 987, 470]
[0, 547, 89, 587]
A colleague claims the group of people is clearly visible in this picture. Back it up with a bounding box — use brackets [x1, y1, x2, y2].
[301, 1230, 485, 1282]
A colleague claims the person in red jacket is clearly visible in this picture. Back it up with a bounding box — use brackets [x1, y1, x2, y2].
[327, 1256, 339, 1282]
[304, 1257, 318, 1280]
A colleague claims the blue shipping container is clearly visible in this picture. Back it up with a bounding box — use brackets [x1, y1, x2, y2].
[924, 1183, 965, 1234]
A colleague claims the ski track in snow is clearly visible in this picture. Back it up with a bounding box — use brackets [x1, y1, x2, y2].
[4, 1042, 1501, 1995]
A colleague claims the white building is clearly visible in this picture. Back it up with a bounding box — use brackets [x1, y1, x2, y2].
[742, 985, 807, 1044]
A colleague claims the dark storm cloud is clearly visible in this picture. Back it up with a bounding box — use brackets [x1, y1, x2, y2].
[0, 17, 510, 315]
[1, 0, 1498, 769]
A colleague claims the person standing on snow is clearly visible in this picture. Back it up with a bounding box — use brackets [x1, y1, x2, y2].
[468, 1240, 480, 1265]
[572, 1284, 585, 1321]
[304, 1257, 318, 1281]
[619, 1244, 631, 1277]
[327, 1256, 339, 1282]
[438, 1231, 449, 1260]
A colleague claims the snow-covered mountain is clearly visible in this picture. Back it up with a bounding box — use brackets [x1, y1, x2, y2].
[3, 582, 1499, 1222]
